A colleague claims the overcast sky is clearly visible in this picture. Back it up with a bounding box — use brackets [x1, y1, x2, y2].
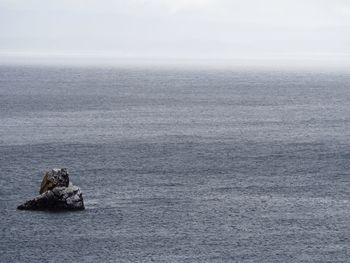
[1, 0, 350, 67]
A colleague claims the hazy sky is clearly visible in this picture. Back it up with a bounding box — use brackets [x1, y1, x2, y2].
[1, 0, 350, 67]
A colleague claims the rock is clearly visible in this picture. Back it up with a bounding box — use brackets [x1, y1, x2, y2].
[18, 185, 84, 211]
[39, 168, 69, 194]
[18, 168, 84, 211]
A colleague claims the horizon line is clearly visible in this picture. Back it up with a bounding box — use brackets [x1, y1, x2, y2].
[1, 51, 350, 71]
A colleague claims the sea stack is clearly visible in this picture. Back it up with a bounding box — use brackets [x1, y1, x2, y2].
[17, 168, 85, 211]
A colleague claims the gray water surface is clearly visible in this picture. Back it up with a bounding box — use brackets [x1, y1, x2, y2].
[1, 66, 350, 262]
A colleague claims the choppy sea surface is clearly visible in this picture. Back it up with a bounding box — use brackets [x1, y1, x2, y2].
[1, 65, 350, 262]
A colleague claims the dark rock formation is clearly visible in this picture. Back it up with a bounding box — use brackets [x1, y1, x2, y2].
[18, 168, 84, 211]
[39, 168, 69, 194]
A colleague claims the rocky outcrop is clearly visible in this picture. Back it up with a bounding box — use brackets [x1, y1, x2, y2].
[39, 168, 69, 194]
[18, 168, 84, 211]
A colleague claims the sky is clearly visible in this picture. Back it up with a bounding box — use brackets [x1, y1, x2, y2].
[0, 0, 350, 67]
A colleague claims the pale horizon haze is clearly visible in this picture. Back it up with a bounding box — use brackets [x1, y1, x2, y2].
[1, 0, 350, 68]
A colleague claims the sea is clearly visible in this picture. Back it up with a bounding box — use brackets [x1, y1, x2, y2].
[1, 65, 350, 262]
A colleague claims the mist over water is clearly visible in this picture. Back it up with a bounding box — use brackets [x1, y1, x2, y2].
[1, 66, 350, 262]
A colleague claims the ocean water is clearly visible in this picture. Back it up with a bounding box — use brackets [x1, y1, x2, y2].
[1, 65, 350, 262]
